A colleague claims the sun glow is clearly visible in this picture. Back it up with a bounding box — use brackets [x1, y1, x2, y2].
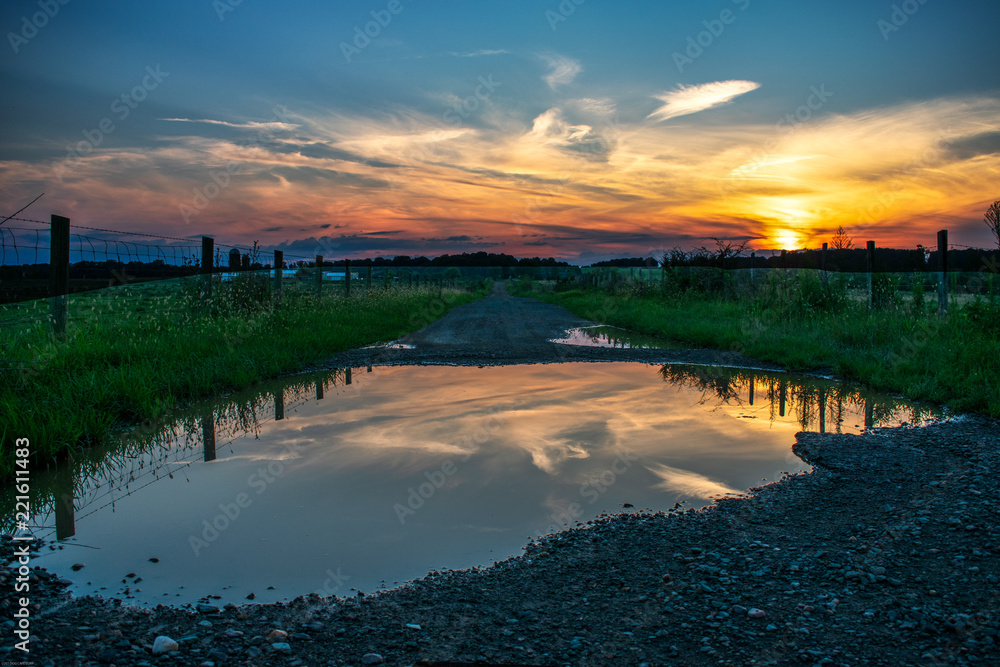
[772, 230, 802, 250]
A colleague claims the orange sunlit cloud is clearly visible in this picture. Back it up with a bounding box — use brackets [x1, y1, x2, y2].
[2, 88, 998, 259]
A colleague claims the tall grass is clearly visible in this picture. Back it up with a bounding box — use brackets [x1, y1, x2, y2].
[1, 275, 483, 476]
[512, 272, 1000, 418]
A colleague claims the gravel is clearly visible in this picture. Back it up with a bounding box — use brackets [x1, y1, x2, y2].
[4, 284, 998, 665]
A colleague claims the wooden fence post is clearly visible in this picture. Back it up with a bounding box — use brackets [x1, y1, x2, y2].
[345, 259, 351, 296]
[821, 242, 828, 286]
[49, 214, 70, 340]
[866, 240, 875, 308]
[273, 250, 283, 305]
[367, 265, 373, 292]
[201, 236, 214, 305]
[275, 389, 285, 421]
[316, 255, 323, 299]
[937, 229, 948, 315]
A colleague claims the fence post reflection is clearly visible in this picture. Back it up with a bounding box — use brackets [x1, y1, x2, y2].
[275, 388, 285, 421]
[818, 388, 826, 433]
[203, 411, 216, 462]
[54, 464, 76, 540]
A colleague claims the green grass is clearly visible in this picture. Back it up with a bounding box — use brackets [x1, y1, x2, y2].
[511, 276, 1000, 418]
[1, 276, 485, 476]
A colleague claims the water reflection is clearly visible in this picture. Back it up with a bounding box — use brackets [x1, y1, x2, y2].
[2, 363, 939, 606]
[551, 326, 675, 349]
[658, 364, 937, 433]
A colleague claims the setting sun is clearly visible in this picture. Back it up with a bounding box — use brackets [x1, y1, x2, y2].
[771, 230, 803, 250]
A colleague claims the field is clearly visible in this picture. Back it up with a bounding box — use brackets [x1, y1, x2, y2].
[510, 269, 1000, 418]
[0, 272, 486, 476]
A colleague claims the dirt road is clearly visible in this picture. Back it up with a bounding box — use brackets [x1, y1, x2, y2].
[323, 282, 779, 369]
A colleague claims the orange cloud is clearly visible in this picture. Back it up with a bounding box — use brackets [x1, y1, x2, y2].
[2, 90, 997, 258]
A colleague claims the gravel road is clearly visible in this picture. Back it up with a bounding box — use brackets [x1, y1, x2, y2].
[6, 285, 999, 666]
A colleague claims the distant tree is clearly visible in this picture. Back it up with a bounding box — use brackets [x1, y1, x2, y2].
[984, 200, 1000, 249]
[832, 225, 854, 250]
[590, 257, 655, 267]
[697, 238, 751, 268]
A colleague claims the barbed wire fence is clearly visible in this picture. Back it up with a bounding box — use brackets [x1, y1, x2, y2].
[0, 213, 318, 270]
[0, 214, 329, 335]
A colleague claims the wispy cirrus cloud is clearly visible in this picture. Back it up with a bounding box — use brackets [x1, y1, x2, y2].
[158, 117, 297, 132]
[647, 80, 761, 122]
[646, 463, 741, 499]
[541, 54, 582, 89]
[448, 48, 510, 58]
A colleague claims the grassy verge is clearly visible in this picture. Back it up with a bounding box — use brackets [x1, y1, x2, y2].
[1, 277, 484, 476]
[511, 275, 1000, 418]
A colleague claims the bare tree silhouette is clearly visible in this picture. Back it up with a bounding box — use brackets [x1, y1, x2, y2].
[832, 225, 854, 250]
[984, 200, 1000, 250]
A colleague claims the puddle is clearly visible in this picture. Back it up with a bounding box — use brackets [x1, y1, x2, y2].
[4, 363, 939, 606]
[363, 341, 415, 350]
[552, 326, 675, 349]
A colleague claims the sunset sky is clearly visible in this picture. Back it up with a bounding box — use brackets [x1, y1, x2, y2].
[1, 0, 998, 263]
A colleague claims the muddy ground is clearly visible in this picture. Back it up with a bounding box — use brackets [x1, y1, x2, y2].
[4, 284, 998, 666]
